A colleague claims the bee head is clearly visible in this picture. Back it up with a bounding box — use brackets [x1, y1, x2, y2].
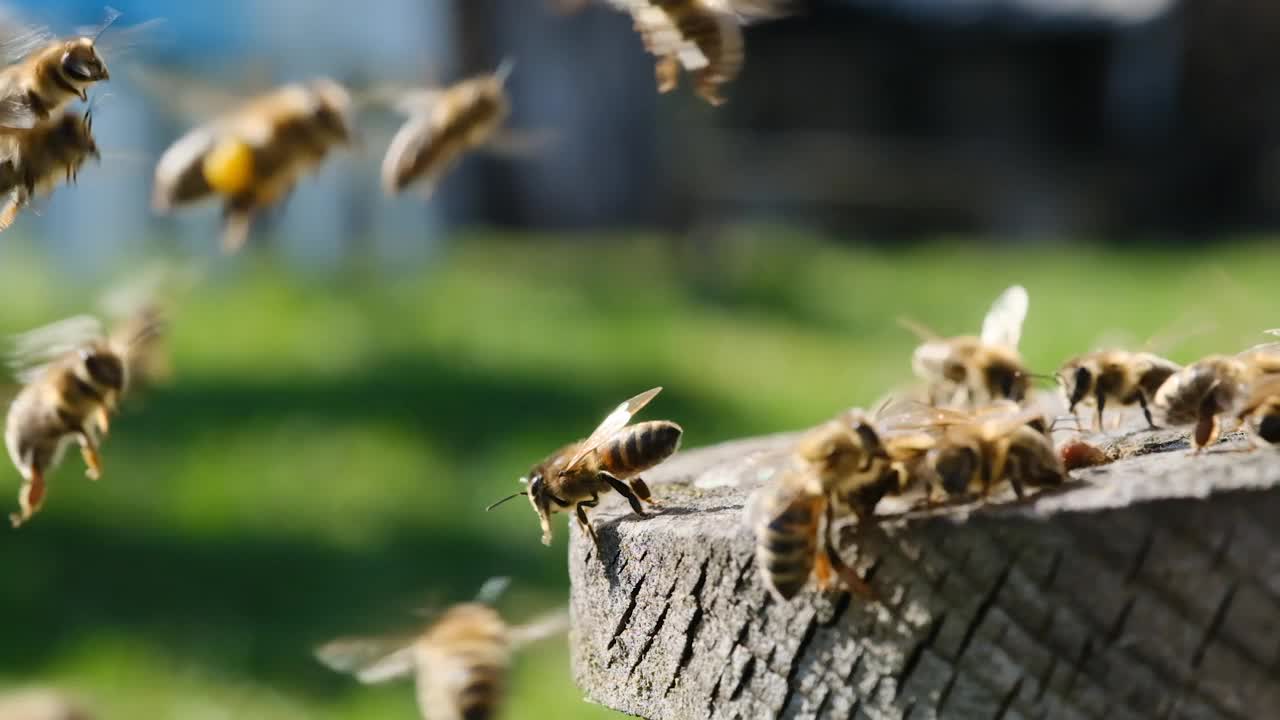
[1060, 363, 1093, 412]
[524, 472, 559, 546]
[62, 39, 109, 86]
[930, 445, 979, 497]
[77, 347, 126, 407]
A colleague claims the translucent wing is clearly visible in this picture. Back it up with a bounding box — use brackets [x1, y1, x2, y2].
[508, 607, 570, 651]
[977, 408, 1046, 440]
[473, 577, 510, 606]
[0, 6, 52, 65]
[897, 316, 941, 342]
[704, 0, 795, 23]
[315, 635, 419, 685]
[9, 315, 105, 384]
[562, 387, 663, 472]
[980, 285, 1028, 349]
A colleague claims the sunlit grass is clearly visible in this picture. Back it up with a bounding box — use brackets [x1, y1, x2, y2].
[0, 232, 1277, 718]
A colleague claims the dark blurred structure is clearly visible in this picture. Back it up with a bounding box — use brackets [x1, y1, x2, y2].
[474, 0, 1280, 238]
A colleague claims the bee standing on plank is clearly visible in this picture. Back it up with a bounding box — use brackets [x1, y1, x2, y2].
[1057, 350, 1181, 431]
[317, 578, 568, 720]
[905, 285, 1032, 407]
[747, 411, 889, 601]
[599, 0, 792, 105]
[1154, 335, 1280, 452]
[5, 312, 162, 527]
[487, 387, 681, 548]
[0, 107, 98, 231]
[1235, 376, 1280, 447]
[151, 78, 354, 252]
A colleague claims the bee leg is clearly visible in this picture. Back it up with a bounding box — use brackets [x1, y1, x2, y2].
[655, 56, 680, 94]
[575, 498, 600, 550]
[1094, 393, 1107, 433]
[1192, 413, 1220, 454]
[599, 472, 646, 517]
[10, 469, 45, 528]
[822, 504, 875, 600]
[77, 432, 102, 481]
[1138, 394, 1159, 430]
[628, 477, 655, 503]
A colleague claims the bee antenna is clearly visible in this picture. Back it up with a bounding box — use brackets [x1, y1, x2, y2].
[494, 58, 516, 84]
[93, 7, 123, 42]
[485, 492, 526, 511]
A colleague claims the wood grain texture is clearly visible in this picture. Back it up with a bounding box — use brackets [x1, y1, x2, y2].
[567, 429, 1280, 720]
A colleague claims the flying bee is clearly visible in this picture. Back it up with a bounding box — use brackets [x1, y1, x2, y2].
[906, 285, 1032, 407]
[1057, 350, 1181, 431]
[747, 412, 888, 601]
[604, 0, 791, 105]
[0, 7, 122, 132]
[1153, 341, 1280, 452]
[487, 387, 681, 548]
[0, 108, 98, 231]
[1236, 376, 1280, 446]
[379, 63, 520, 197]
[316, 578, 568, 720]
[4, 313, 160, 528]
[151, 78, 353, 252]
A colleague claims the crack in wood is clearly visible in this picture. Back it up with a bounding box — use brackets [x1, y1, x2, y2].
[608, 572, 647, 653]
[1191, 581, 1239, 669]
[994, 676, 1026, 720]
[777, 615, 819, 718]
[665, 557, 711, 696]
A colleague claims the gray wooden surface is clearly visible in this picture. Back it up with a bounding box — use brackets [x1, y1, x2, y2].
[567, 429, 1280, 719]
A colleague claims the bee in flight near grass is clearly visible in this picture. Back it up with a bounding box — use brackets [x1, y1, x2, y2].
[379, 62, 536, 198]
[904, 285, 1032, 407]
[0, 107, 98, 232]
[4, 312, 162, 527]
[316, 578, 568, 720]
[487, 387, 681, 549]
[151, 78, 354, 252]
[600, 0, 792, 106]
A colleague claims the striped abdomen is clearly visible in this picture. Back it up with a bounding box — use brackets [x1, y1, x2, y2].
[598, 420, 682, 477]
[453, 660, 504, 720]
[1153, 360, 1236, 427]
[755, 493, 822, 600]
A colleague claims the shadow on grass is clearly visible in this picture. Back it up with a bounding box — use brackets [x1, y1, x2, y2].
[0, 517, 568, 699]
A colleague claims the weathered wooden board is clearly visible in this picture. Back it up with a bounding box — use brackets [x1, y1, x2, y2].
[568, 429, 1280, 719]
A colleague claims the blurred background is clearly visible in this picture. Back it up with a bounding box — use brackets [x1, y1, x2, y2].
[0, 0, 1278, 718]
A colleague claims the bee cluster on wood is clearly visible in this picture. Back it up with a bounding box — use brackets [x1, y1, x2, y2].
[2, 3, 1276, 719]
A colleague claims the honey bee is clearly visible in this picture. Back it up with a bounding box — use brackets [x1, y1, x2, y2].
[98, 264, 187, 389]
[907, 285, 1032, 407]
[606, 0, 791, 105]
[0, 8, 119, 132]
[380, 63, 516, 197]
[909, 403, 1063, 501]
[1152, 342, 1280, 451]
[487, 387, 681, 548]
[0, 108, 97, 231]
[151, 78, 353, 252]
[1057, 351, 1181, 430]
[747, 411, 889, 600]
[316, 578, 568, 720]
[5, 313, 160, 527]
[0, 688, 92, 720]
[1236, 376, 1280, 446]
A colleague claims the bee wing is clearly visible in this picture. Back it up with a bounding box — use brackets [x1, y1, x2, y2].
[878, 399, 971, 430]
[131, 64, 255, 126]
[0, 7, 52, 64]
[315, 634, 419, 685]
[562, 387, 663, 472]
[482, 128, 558, 159]
[742, 467, 810, 528]
[9, 315, 106, 384]
[703, 0, 795, 23]
[978, 408, 1046, 440]
[979, 285, 1028, 349]
[508, 607, 570, 651]
[152, 124, 221, 210]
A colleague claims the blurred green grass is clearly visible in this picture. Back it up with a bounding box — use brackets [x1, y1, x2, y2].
[0, 231, 1277, 718]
